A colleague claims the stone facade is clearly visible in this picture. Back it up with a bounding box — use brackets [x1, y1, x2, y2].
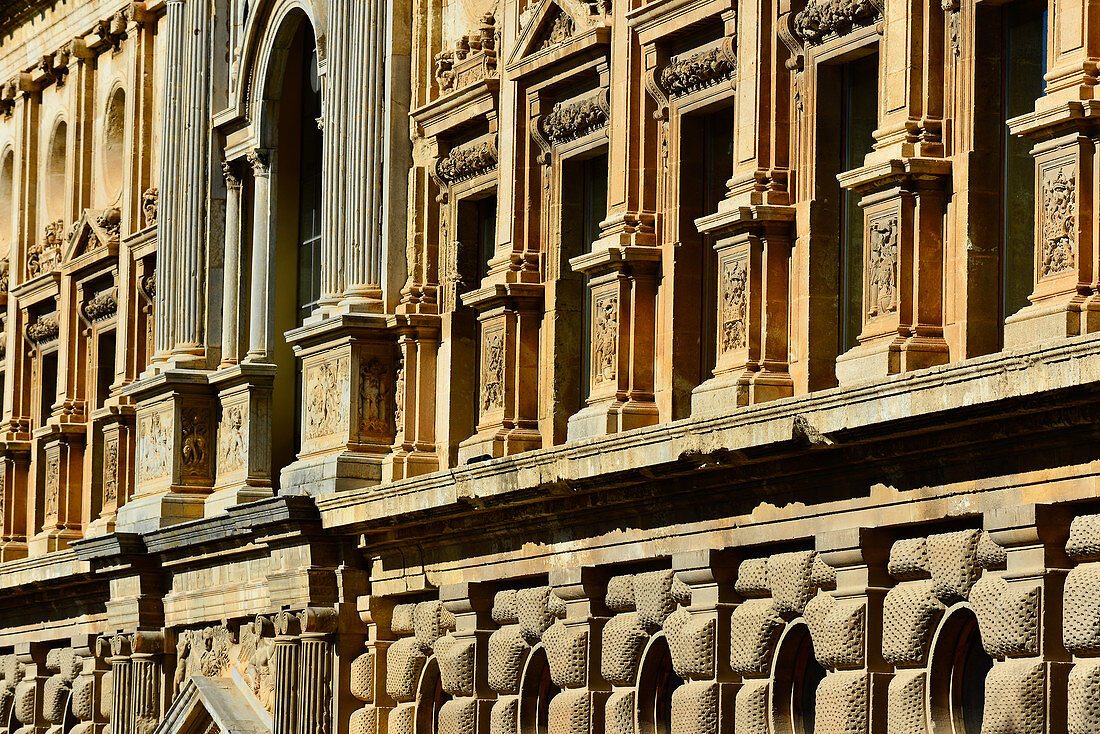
[0, 0, 1096, 733]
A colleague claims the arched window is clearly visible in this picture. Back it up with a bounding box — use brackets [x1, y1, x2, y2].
[772, 621, 827, 734]
[102, 87, 126, 202]
[929, 606, 993, 734]
[45, 120, 68, 223]
[519, 646, 560, 734]
[637, 634, 684, 734]
[0, 147, 14, 251]
[415, 657, 448, 734]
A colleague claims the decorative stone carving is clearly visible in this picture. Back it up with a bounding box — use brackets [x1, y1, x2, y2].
[659, 44, 736, 97]
[26, 314, 60, 344]
[141, 187, 158, 228]
[103, 435, 119, 505]
[359, 358, 392, 435]
[793, 0, 880, 44]
[542, 91, 610, 146]
[306, 357, 350, 440]
[436, 140, 498, 185]
[138, 410, 170, 482]
[394, 356, 406, 429]
[435, 13, 498, 94]
[1041, 166, 1076, 277]
[96, 207, 122, 244]
[28, 220, 65, 277]
[538, 8, 575, 50]
[44, 453, 59, 519]
[180, 408, 210, 480]
[83, 289, 118, 322]
[482, 330, 505, 413]
[867, 217, 898, 318]
[719, 258, 747, 353]
[0, 258, 9, 294]
[593, 294, 618, 385]
[218, 404, 246, 475]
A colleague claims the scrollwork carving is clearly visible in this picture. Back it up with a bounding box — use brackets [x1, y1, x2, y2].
[1041, 166, 1076, 278]
[26, 315, 59, 344]
[436, 13, 498, 94]
[83, 289, 118, 322]
[538, 9, 575, 50]
[793, 0, 881, 44]
[659, 43, 736, 97]
[28, 221, 64, 277]
[436, 139, 498, 185]
[541, 90, 610, 146]
[142, 187, 158, 227]
[180, 408, 210, 480]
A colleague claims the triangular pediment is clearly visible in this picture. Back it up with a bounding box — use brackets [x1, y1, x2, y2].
[154, 677, 272, 734]
[63, 207, 120, 265]
[509, 0, 587, 66]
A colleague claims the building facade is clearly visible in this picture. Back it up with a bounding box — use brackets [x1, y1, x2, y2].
[0, 0, 1096, 732]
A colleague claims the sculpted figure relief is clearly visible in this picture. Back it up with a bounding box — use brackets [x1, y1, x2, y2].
[218, 404, 246, 474]
[482, 331, 505, 413]
[359, 358, 391, 435]
[593, 295, 618, 385]
[138, 411, 170, 482]
[306, 358, 350, 439]
[1042, 167, 1076, 277]
[720, 259, 748, 354]
[867, 217, 898, 318]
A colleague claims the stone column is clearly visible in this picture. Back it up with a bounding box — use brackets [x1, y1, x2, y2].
[382, 315, 440, 482]
[272, 610, 301, 734]
[437, 583, 495, 734]
[104, 634, 132, 734]
[349, 596, 396, 734]
[1064, 512, 1100, 733]
[545, 567, 610, 734]
[973, 504, 1071, 733]
[297, 607, 338, 734]
[246, 149, 274, 362]
[128, 631, 163, 734]
[220, 162, 243, 366]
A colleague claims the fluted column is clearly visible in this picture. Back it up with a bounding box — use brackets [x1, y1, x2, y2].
[272, 611, 301, 734]
[246, 150, 274, 361]
[128, 632, 163, 734]
[297, 607, 338, 734]
[220, 162, 243, 366]
[319, 0, 347, 306]
[104, 634, 132, 734]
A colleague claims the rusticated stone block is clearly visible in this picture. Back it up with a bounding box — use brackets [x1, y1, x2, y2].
[392, 603, 417, 635]
[605, 689, 635, 734]
[438, 697, 477, 734]
[814, 671, 868, 734]
[982, 660, 1045, 734]
[926, 529, 982, 601]
[490, 696, 518, 734]
[351, 651, 375, 702]
[734, 679, 769, 733]
[43, 675, 68, 724]
[881, 580, 944, 666]
[386, 636, 428, 702]
[71, 674, 94, 721]
[601, 612, 648, 686]
[1067, 514, 1100, 562]
[664, 607, 716, 680]
[804, 592, 866, 670]
[548, 688, 589, 734]
[517, 587, 558, 641]
[487, 625, 529, 694]
[729, 598, 784, 675]
[670, 680, 717, 734]
[734, 558, 769, 597]
[1064, 563, 1100, 653]
[606, 575, 636, 612]
[635, 570, 677, 629]
[435, 635, 476, 696]
[14, 680, 35, 724]
[976, 531, 1007, 570]
[542, 621, 588, 688]
[492, 590, 519, 625]
[970, 576, 1040, 657]
[1069, 661, 1100, 734]
[389, 702, 417, 734]
[415, 601, 448, 650]
[888, 538, 929, 580]
[886, 670, 927, 734]
[350, 705, 379, 734]
[767, 551, 816, 617]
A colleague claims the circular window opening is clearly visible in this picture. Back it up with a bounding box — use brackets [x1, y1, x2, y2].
[102, 88, 126, 200]
[45, 120, 67, 222]
[637, 635, 685, 734]
[772, 621, 827, 734]
[930, 606, 993, 734]
[519, 646, 560, 734]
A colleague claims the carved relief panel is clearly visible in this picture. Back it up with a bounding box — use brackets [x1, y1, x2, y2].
[1038, 160, 1077, 281]
[718, 251, 749, 356]
[481, 327, 506, 415]
[137, 405, 171, 487]
[866, 215, 898, 319]
[303, 356, 351, 448]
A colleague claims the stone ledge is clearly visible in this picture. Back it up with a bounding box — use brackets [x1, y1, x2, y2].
[316, 332, 1100, 529]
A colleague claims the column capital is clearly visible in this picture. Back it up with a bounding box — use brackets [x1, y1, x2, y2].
[247, 148, 272, 177]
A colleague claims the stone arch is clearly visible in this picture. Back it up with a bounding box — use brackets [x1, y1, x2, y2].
[517, 644, 558, 734]
[927, 603, 992, 734]
[0, 144, 14, 253]
[635, 632, 682, 734]
[44, 116, 68, 223]
[101, 81, 127, 202]
[770, 619, 826, 734]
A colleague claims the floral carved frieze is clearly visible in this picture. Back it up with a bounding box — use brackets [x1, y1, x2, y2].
[436, 139, 498, 185]
[541, 90, 610, 146]
[593, 294, 618, 384]
[867, 217, 898, 318]
[436, 13, 498, 94]
[218, 404, 247, 475]
[28, 220, 65, 277]
[306, 357, 350, 440]
[26, 314, 59, 344]
[793, 0, 881, 44]
[138, 410, 170, 482]
[482, 330, 505, 413]
[1041, 166, 1076, 278]
[659, 43, 736, 98]
[720, 258, 748, 353]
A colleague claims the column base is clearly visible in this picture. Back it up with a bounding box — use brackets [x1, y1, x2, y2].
[28, 527, 83, 555]
[691, 368, 794, 416]
[565, 398, 659, 443]
[205, 484, 273, 518]
[457, 427, 542, 465]
[116, 490, 206, 534]
[85, 512, 117, 539]
[279, 451, 383, 496]
[836, 334, 950, 386]
[1004, 294, 1100, 348]
[382, 448, 439, 483]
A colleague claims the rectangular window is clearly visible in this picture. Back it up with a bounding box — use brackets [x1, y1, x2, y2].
[96, 331, 116, 410]
[39, 352, 57, 428]
[700, 108, 734, 377]
[839, 52, 880, 353]
[1002, 2, 1047, 320]
[580, 153, 608, 403]
[476, 195, 497, 282]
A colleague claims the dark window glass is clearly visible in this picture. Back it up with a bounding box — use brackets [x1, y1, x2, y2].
[296, 35, 323, 326]
[40, 352, 57, 427]
[476, 195, 497, 282]
[581, 154, 608, 403]
[96, 331, 116, 410]
[840, 53, 880, 353]
[1002, 3, 1047, 319]
[701, 108, 734, 376]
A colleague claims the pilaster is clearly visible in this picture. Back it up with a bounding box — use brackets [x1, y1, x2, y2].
[207, 362, 275, 515]
[545, 566, 610, 734]
[272, 611, 301, 734]
[0, 440, 29, 559]
[382, 314, 440, 482]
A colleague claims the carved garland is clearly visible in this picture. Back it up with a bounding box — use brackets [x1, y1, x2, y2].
[26, 315, 59, 344]
[540, 89, 610, 146]
[436, 139, 499, 185]
[659, 41, 737, 98]
[793, 0, 882, 44]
